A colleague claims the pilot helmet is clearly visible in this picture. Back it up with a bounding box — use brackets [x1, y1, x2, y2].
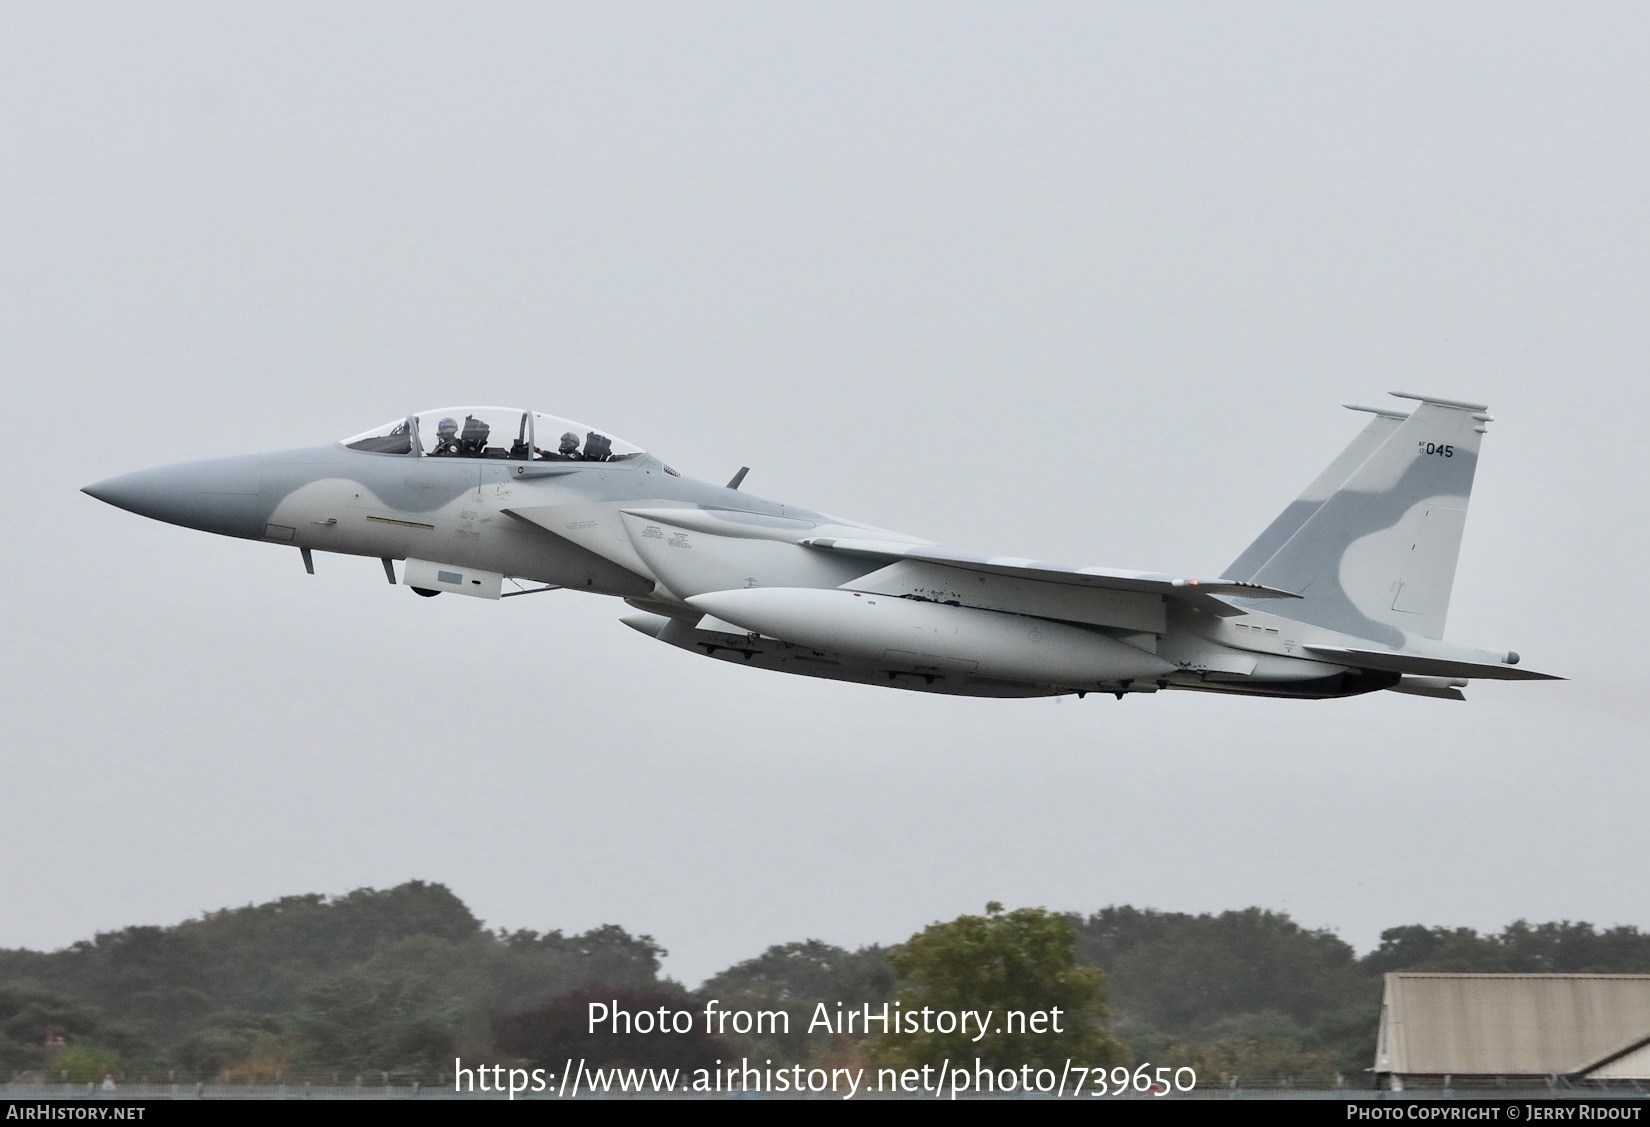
[436, 418, 458, 439]
[558, 432, 580, 454]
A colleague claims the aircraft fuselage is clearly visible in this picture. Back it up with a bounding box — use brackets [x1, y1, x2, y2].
[84, 400, 1555, 701]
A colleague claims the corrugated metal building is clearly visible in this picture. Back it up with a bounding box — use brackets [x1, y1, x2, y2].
[1375, 973, 1650, 1088]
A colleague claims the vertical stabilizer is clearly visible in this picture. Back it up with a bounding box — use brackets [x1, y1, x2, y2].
[1224, 405, 1408, 582]
[1244, 394, 1491, 646]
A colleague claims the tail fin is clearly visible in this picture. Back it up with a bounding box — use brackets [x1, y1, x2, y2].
[1224, 404, 1409, 582]
[1233, 393, 1492, 646]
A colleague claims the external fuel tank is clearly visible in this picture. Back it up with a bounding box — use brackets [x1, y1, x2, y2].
[686, 587, 1174, 687]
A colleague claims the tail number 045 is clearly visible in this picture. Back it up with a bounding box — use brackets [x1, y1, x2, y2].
[1418, 441, 1455, 457]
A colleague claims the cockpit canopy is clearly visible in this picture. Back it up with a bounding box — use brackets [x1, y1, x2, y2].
[342, 408, 645, 462]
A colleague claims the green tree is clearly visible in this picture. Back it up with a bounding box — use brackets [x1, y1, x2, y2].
[0, 983, 111, 1074]
[1189, 1034, 1341, 1085]
[700, 939, 896, 1063]
[874, 903, 1124, 1070]
[171, 1012, 286, 1079]
[704, 940, 895, 1005]
[494, 986, 727, 1070]
[1076, 906, 1368, 1036]
[1074, 905, 1380, 1074]
[292, 935, 487, 1078]
[48, 1043, 122, 1083]
[1360, 920, 1650, 976]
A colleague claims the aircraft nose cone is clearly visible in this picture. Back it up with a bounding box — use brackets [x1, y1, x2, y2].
[82, 457, 268, 537]
[82, 471, 164, 514]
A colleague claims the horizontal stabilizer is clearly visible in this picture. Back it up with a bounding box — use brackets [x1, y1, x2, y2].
[1303, 645, 1562, 681]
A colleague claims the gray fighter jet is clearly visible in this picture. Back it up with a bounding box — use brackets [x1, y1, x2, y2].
[83, 394, 1558, 701]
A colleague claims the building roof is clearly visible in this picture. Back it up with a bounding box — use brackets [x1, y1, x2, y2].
[1590, 1036, 1650, 1080]
[1375, 973, 1650, 1077]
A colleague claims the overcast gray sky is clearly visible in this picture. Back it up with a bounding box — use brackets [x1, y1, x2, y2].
[2, 2, 1646, 985]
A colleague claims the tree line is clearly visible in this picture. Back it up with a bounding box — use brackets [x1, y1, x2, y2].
[3, 882, 1648, 1084]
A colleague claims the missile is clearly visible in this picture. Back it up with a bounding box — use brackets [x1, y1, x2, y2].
[685, 587, 1174, 687]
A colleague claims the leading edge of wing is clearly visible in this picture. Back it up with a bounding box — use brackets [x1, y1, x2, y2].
[801, 537, 1302, 602]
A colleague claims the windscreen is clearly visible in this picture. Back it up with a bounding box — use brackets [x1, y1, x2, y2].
[342, 418, 414, 454]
